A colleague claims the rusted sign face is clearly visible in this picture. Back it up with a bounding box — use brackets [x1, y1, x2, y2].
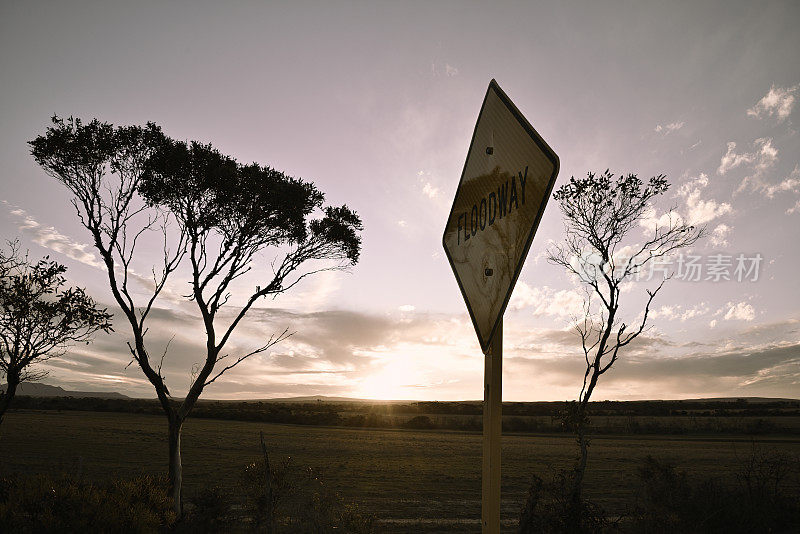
[443, 80, 559, 352]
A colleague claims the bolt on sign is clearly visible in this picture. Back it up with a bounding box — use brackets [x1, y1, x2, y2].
[442, 79, 559, 352]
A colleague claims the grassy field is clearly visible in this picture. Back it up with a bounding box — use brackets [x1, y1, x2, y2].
[2, 409, 799, 532]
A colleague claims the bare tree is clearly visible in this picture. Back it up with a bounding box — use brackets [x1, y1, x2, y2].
[546, 170, 703, 519]
[0, 239, 112, 428]
[29, 116, 362, 516]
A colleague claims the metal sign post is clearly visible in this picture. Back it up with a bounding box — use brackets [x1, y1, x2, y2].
[442, 80, 559, 534]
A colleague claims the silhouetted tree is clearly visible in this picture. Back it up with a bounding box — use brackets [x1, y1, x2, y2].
[30, 116, 362, 516]
[0, 239, 112, 428]
[545, 171, 703, 525]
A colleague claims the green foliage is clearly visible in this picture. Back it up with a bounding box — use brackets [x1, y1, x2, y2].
[0, 474, 175, 533]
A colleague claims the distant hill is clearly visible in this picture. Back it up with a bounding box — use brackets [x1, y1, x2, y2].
[0, 382, 129, 399]
[676, 397, 799, 403]
[246, 395, 395, 403]
[247, 395, 799, 404]
[1, 386, 795, 405]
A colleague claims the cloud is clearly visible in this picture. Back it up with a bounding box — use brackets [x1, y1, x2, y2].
[430, 62, 459, 77]
[763, 165, 800, 199]
[651, 302, 710, 322]
[747, 84, 798, 122]
[654, 121, 684, 135]
[718, 142, 755, 175]
[640, 207, 684, 233]
[5, 204, 102, 268]
[509, 282, 586, 319]
[719, 144, 800, 210]
[505, 340, 800, 401]
[399, 304, 415, 312]
[422, 182, 439, 198]
[42, 305, 462, 399]
[723, 301, 756, 321]
[717, 138, 783, 196]
[710, 223, 732, 247]
[35, 298, 800, 401]
[270, 270, 343, 312]
[719, 137, 778, 177]
[675, 173, 732, 226]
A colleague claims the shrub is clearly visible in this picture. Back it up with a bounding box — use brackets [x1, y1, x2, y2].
[242, 456, 375, 533]
[402, 415, 434, 429]
[517, 470, 616, 533]
[0, 474, 175, 533]
[181, 485, 235, 532]
[633, 449, 800, 533]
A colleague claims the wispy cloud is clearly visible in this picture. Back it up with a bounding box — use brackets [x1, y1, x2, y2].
[763, 164, 800, 199]
[422, 182, 439, 199]
[747, 84, 798, 122]
[676, 173, 732, 226]
[4, 202, 103, 268]
[718, 141, 756, 175]
[509, 282, 585, 318]
[430, 62, 459, 77]
[654, 121, 684, 135]
[36, 300, 800, 400]
[717, 138, 781, 196]
[723, 301, 756, 321]
[651, 302, 710, 322]
[710, 223, 732, 247]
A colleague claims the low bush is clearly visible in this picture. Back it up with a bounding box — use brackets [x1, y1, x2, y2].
[517, 469, 617, 533]
[0, 473, 175, 533]
[633, 448, 800, 533]
[242, 455, 375, 533]
[181, 485, 235, 532]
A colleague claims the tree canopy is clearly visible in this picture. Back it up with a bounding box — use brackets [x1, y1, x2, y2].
[544, 170, 703, 524]
[0, 240, 113, 426]
[29, 115, 363, 514]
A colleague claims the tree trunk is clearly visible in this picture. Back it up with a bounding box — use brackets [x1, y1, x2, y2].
[571, 424, 589, 501]
[168, 416, 184, 517]
[0, 372, 20, 429]
[260, 431, 276, 533]
[568, 402, 590, 530]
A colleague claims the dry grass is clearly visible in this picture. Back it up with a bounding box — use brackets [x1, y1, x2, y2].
[2, 410, 798, 532]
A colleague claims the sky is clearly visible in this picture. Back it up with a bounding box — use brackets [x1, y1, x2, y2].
[1, 1, 798, 401]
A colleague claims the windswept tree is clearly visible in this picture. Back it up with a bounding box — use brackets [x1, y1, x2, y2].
[0, 240, 113, 428]
[30, 117, 362, 515]
[545, 171, 703, 522]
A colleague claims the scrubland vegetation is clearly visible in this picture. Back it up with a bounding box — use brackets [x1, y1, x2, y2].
[1, 401, 798, 532]
[9, 396, 800, 436]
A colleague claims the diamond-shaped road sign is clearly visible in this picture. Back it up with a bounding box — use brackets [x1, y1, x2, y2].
[442, 80, 560, 353]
